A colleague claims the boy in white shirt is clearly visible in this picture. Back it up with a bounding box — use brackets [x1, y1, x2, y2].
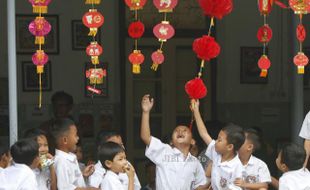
[89, 130, 141, 189]
[0, 143, 11, 171]
[234, 128, 271, 190]
[191, 99, 245, 190]
[51, 118, 98, 190]
[141, 94, 208, 190]
[99, 142, 135, 190]
[299, 110, 310, 168]
[0, 138, 40, 190]
[276, 143, 310, 190]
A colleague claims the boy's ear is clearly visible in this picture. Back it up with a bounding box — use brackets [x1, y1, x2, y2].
[280, 163, 288, 172]
[104, 160, 112, 169]
[63, 136, 68, 144]
[190, 139, 196, 145]
[248, 144, 254, 151]
[227, 144, 234, 151]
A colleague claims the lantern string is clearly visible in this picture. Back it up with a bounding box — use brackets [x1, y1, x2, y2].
[159, 41, 164, 51]
[164, 12, 167, 22]
[208, 17, 214, 36]
[39, 72, 42, 108]
[135, 39, 138, 50]
[135, 10, 138, 21]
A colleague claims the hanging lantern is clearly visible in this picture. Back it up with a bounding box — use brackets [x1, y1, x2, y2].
[124, 0, 147, 10]
[197, 0, 233, 19]
[129, 50, 145, 74]
[153, 0, 178, 12]
[82, 9, 104, 36]
[32, 50, 49, 73]
[28, 17, 51, 45]
[153, 21, 175, 42]
[289, 0, 310, 14]
[85, 0, 101, 4]
[257, 25, 273, 43]
[257, 55, 271, 77]
[297, 24, 306, 42]
[193, 35, 220, 61]
[28, 0, 52, 14]
[86, 68, 106, 84]
[294, 52, 309, 74]
[151, 50, 165, 71]
[128, 21, 145, 39]
[86, 42, 103, 65]
[258, 0, 273, 15]
[185, 78, 207, 99]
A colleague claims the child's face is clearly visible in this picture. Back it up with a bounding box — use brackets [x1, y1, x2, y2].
[215, 130, 230, 154]
[0, 152, 12, 168]
[171, 126, 193, 146]
[107, 135, 124, 149]
[37, 135, 49, 155]
[107, 151, 128, 173]
[276, 151, 288, 173]
[76, 146, 83, 161]
[65, 125, 79, 152]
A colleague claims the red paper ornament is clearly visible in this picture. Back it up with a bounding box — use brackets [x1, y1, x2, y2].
[258, 0, 273, 15]
[258, 55, 271, 77]
[297, 24, 306, 42]
[82, 9, 104, 36]
[86, 42, 103, 65]
[128, 21, 145, 39]
[294, 52, 309, 74]
[129, 50, 145, 74]
[185, 78, 207, 99]
[153, 0, 178, 12]
[151, 50, 165, 71]
[28, 17, 51, 45]
[289, 0, 310, 14]
[153, 21, 175, 42]
[124, 0, 147, 10]
[193, 35, 220, 61]
[257, 25, 273, 43]
[28, 0, 52, 13]
[85, 68, 106, 84]
[197, 0, 233, 19]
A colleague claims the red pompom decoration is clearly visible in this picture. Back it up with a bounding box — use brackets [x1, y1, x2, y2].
[297, 24, 306, 42]
[197, 0, 233, 19]
[193, 35, 220, 61]
[128, 21, 145, 39]
[257, 25, 273, 43]
[185, 78, 207, 99]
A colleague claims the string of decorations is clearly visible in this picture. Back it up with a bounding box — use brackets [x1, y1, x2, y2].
[125, 0, 147, 74]
[28, 0, 52, 108]
[150, 0, 178, 71]
[82, 0, 106, 96]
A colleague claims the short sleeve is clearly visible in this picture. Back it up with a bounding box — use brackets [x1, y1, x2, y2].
[205, 140, 218, 161]
[193, 161, 208, 189]
[145, 136, 170, 165]
[299, 111, 310, 140]
[54, 161, 77, 190]
[89, 167, 105, 188]
[279, 177, 290, 190]
[258, 162, 272, 183]
[20, 174, 39, 190]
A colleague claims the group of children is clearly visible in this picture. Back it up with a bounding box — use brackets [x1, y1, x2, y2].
[0, 94, 309, 190]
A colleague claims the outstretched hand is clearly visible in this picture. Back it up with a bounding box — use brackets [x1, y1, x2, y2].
[190, 99, 200, 113]
[141, 94, 154, 113]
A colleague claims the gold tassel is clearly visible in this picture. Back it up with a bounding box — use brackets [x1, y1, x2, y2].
[88, 28, 98, 36]
[260, 69, 268, 77]
[90, 77, 103, 84]
[132, 64, 141, 74]
[91, 56, 99, 65]
[85, 0, 101, 4]
[151, 63, 159, 71]
[35, 36, 45, 45]
[33, 6, 48, 14]
[37, 66, 44, 109]
[298, 66, 305, 74]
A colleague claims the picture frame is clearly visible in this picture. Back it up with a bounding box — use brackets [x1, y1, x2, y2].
[71, 20, 101, 50]
[84, 62, 108, 98]
[0, 78, 8, 105]
[16, 14, 59, 54]
[22, 61, 52, 91]
[302, 47, 310, 88]
[240, 47, 268, 84]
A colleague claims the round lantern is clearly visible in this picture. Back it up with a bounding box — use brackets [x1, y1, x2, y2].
[198, 0, 233, 19]
[85, 0, 101, 4]
[28, 17, 51, 45]
[153, 0, 178, 12]
[151, 50, 165, 71]
[192, 35, 220, 61]
[257, 55, 271, 77]
[185, 78, 207, 99]
[129, 50, 145, 74]
[82, 9, 104, 36]
[257, 25, 273, 43]
[86, 42, 103, 64]
[289, 0, 310, 14]
[297, 24, 306, 42]
[128, 21, 145, 39]
[294, 52, 309, 74]
[32, 50, 49, 74]
[258, 0, 273, 15]
[124, 0, 147, 10]
[28, 0, 52, 14]
[153, 21, 175, 42]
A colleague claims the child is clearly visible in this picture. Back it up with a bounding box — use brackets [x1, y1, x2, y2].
[75, 141, 86, 172]
[234, 128, 271, 190]
[51, 118, 98, 190]
[141, 161, 156, 190]
[89, 130, 141, 189]
[0, 143, 11, 171]
[276, 143, 310, 189]
[0, 138, 40, 190]
[98, 142, 135, 190]
[191, 99, 245, 190]
[141, 94, 207, 190]
[24, 128, 57, 190]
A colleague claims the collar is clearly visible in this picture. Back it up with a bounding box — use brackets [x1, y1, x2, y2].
[55, 149, 77, 162]
[218, 154, 240, 167]
[106, 170, 120, 179]
[282, 167, 309, 177]
[244, 155, 255, 166]
[172, 147, 193, 161]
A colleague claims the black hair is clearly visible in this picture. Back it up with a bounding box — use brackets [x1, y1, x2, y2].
[98, 142, 124, 169]
[23, 128, 47, 141]
[10, 138, 39, 166]
[51, 118, 76, 146]
[244, 128, 261, 151]
[0, 142, 9, 157]
[96, 130, 121, 148]
[280, 143, 306, 171]
[51, 91, 73, 105]
[222, 123, 245, 152]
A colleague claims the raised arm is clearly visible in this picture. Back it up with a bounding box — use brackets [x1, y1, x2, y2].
[304, 139, 310, 167]
[140, 94, 154, 145]
[190, 99, 212, 145]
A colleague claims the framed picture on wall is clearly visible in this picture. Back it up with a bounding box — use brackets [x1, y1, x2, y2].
[22, 61, 52, 91]
[71, 20, 101, 50]
[240, 47, 268, 84]
[302, 47, 310, 88]
[0, 78, 8, 105]
[16, 14, 59, 54]
[84, 62, 108, 98]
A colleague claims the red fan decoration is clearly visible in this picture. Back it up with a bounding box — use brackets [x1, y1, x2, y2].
[128, 21, 145, 39]
[185, 78, 207, 99]
[197, 0, 233, 19]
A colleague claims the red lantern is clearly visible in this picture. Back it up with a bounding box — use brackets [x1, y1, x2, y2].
[185, 78, 207, 99]
[294, 52, 309, 74]
[258, 0, 273, 15]
[257, 25, 273, 43]
[86, 42, 103, 65]
[257, 55, 271, 77]
[28, 0, 52, 13]
[82, 9, 104, 36]
[198, 0, 233, 19]
[124, 0, 147, 10]
[289, 0, 310, 14]
[32, 50, 49, 74]
[128, 21, 145, 39]
[193, 35, 220, 61]
[85, 0, 101, 4]
[129, 50, 145, 74]
[297, 24, 306, 42]
[85, 68, 106, 84]
[153, 0, 178, 12]
[28, 17, 51, 45]
[151, 50, 165, 71]
[153, 21, 175, 42]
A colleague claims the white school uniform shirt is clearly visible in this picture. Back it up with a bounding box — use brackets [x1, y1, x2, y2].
[299, 111, 310, 140]
[241, 155, 271, 189]
[206, 140, 243, 190]
[100, 170, 125, 190]
[33, 167, 51, 190]
[89, 160, 141, 189]
[146, 136, 207, 190]
[279, 168, 310, 190]
[0, 163, 38, 190]
[54, 149, 86, 190]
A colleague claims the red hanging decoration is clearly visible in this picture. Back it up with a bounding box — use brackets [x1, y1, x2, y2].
[257, 25, 273, 43]
[129, 50, 145, 74]
[86, 42, 103, 65]
[153, 0, 178, 12]
[153, 21, 175, 42]
[297, 24, 306, 42]
[151, 50, 165, 71]
[193, 35, 220, 61]
[28, 0, 52, 14]
[28, 17, 51, 45]
[185, 78, 207, 99]
[86, 68, 106, 84]
[82, 9, 104, 36]
[294, 52, 309, 74]
[197, 0, 233, 19]
[258, 0, 273, 15]
[128, 21, 145, 39]
[124, 0, 147, 10]
[289, 0, 310, 14]
[258, 55, 271, 77]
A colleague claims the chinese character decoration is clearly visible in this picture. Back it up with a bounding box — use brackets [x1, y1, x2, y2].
[28, 0, 52, 108]
[151, 0, 178, 71]
[125, 0, 147, 74]
[83, 0, 106, 96]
